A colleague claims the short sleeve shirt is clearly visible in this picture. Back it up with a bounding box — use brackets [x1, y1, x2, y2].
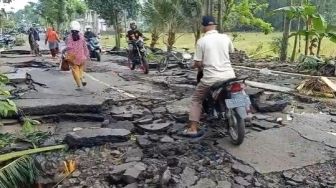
[194, 30, 235, 85]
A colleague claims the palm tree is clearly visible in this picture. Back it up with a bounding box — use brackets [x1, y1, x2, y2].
[143, 0, 185, 51]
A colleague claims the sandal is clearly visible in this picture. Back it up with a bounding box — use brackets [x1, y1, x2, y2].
[179, 128, 205, 138]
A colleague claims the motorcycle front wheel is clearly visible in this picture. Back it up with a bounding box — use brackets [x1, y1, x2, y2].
[142, 57, 149, 74]
[96, 51, 101, 62]
[227, 108, 245, 145]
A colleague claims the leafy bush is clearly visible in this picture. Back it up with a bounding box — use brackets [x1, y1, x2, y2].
[15, 37, 26, 46]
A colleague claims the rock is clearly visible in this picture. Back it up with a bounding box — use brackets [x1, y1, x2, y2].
[255, 100, 289, 113]
[252, 120, 279, 130]
[291, 175, 306, 183]
[331, 118, 336, 123]
[168, 123, 185, 134]
[179, 167, 198, 187]
[160, 135, 175, 143]
[107, 121, 135, 132]
[72, 170, 81, 178]
[123, 183, 138, 188]
[231, 183, 244, 188]
[157, 143, 188, 156]
[286, 180, 299, 186]
[330, 110, 336, 116]
[68, 178, 80, 184]
[125, 147, 143, 162]
[245, 87, 264, 99]
[110, 105, 148, 117]
[254, 179, 262, 187]
[111, 114, 134, 121]
[166, 98, 191, 115]
[152, 107, 167, 114]
[161, 169, 172, 185]
[282, 171, 294, 180]
[122, 162, 147, 184]
[101, 119, 110, 127]
[64, 128, 130, 149]
[217, 181, 232, 188]
[137, 122, 172, 132]
[234, 176, 251, 186]
[148, 134, 160, 141]
[167, 157, 179, 167]
[231, 162, 255, 175]
[253, 114, 271, 120]
[134, 115, 154, 125]
[191, 178, 217, 188]
[136, 135, 152, 148]
[111, 162, 139, 174]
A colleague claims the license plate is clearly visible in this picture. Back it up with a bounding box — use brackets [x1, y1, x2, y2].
[225, 94, 251, 109]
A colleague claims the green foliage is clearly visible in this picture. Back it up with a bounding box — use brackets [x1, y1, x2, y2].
[0, 74, 17, 118]
[32, 0, 87, 29]
[15, 37, 26, 46]
[270, 37, 283, 54]
[0, 156, 41, 188]
[21, 118, 49, 148]
[0, 133, 15, 149]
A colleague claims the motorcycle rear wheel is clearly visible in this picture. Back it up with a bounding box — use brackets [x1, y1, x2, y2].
[227, 109, 245, 145]
[158, 57, 169, 73]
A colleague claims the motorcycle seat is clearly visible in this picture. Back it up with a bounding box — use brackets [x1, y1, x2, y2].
[211, 76, 248, 91]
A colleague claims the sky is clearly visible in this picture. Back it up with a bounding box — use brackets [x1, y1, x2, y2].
[4, 0, 37, 12]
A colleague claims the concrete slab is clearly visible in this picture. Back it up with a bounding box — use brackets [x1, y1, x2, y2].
[13, 69, 133, 115]
[218, 126, 336, 174]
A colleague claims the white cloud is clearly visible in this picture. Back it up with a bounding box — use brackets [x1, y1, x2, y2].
[4, 0, 38, 12]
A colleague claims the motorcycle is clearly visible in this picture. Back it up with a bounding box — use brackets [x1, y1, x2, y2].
[198, 71, 251, 145]
[87, 37, 101, 62]
[127, 39, 149, 74]
[0, 34, 16, 49]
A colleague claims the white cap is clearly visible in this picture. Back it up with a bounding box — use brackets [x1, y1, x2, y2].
[70, 21, 81, 31]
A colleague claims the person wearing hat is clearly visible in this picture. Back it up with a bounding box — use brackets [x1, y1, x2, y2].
[84, 25, 97, 39]
[183, 16, 236, 137]
[65, 21, 90, 90]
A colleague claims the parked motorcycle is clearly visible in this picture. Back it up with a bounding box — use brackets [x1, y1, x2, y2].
[87, 37, 101, 62]
[198, 71, 251, 145]
[0, 34, 16, 49]
[127, 39, 149, 74]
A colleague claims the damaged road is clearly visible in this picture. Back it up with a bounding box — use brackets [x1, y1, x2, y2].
[1, 49, 336, 188]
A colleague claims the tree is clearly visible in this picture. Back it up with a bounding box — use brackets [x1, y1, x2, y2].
[86, 0, 140, 49]
[32, 0, 86, 30]
[181, 0, 203, 44]
[275, 2, 335, 60]
[142, 0, 184, 51]
[275, 0, 293, 62]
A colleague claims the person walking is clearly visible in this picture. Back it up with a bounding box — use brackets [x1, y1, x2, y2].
[28, 26, 40, 56]
[65, 21, 89, 90]
[45, 27, 60, 58]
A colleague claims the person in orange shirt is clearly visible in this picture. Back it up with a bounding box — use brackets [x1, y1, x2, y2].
[45, 27, 60, 58]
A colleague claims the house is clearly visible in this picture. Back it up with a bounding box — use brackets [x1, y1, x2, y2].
[76, 10, 107, 34]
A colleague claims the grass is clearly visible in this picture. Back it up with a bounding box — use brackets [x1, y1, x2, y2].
[101, 32, 336, 59]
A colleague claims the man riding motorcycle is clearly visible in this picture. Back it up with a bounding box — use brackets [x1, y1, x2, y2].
[183, 16, 236, 137]
[126, 21, 144, 70]
[84, 25, 97, 39]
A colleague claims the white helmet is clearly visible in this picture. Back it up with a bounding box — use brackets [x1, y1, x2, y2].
[85, 25, 92, 29]
[70, 21, 81, 31]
